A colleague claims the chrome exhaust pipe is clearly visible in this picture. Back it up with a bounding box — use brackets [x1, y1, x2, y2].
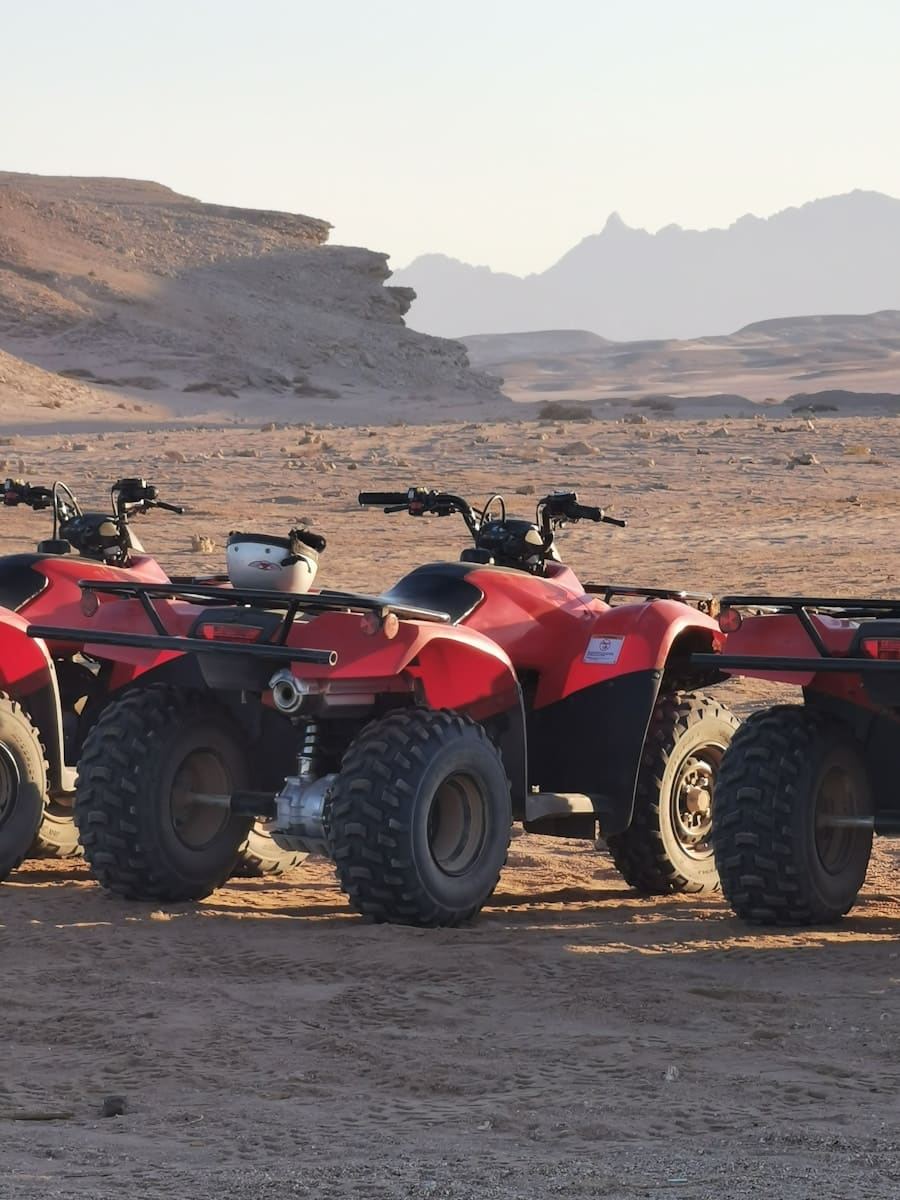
[269, 668, 308, 715]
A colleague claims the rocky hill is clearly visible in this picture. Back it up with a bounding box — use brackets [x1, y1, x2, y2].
[395, 192, 900, 340]
[0, 173, 506, 427]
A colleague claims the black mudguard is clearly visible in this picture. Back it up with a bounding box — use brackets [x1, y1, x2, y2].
[526, 668, 663, 835]
[804, 690, 900, 825]
[474, 693, 528, 820]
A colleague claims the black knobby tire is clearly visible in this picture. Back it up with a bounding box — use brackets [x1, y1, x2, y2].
[31, 799, 82, 860]
[605, 691, 740, 895]
[0, 695, 49, 882]
[713, 705, 873, 925]
[74, 685, 254, 902]
[232, 824, 309, 878]
[327, 708, 512, 926]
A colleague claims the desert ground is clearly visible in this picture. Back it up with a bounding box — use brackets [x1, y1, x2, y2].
[1, 408, 900, 1199]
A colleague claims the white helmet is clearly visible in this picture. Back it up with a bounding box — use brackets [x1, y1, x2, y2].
[226, 529, 325, 593]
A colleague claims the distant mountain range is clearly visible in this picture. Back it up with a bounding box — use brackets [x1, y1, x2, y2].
[393, 192, 900, 341]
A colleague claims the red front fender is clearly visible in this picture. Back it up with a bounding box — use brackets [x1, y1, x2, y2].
[537, 598, 725, 706]
[0, 610, 67, 787]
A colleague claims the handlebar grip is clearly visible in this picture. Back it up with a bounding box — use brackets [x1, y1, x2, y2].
[156, 501, 185, 514]
[358, 491, 410, 507]
[572, 503, 604, 521]
[572, 502, 626, 527]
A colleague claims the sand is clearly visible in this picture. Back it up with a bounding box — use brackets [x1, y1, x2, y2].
[1, 412, 899, 1198]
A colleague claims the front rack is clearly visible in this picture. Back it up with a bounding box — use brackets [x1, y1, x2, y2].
[26, 579, 452, 667]
[585, 583, 717, 615]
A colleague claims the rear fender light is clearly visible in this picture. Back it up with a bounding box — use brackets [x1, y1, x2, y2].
[80, 588, 100, 618]
[196, 622, 264, 644]
[718, 607, 742, 633]
[860, 637, 900, 661]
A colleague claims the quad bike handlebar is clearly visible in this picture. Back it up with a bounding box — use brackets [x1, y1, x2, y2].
[359, 486, 626, 574]
[1, 475, 183, 563]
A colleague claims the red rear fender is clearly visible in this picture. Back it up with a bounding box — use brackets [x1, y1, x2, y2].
[284, 615, 519, 713]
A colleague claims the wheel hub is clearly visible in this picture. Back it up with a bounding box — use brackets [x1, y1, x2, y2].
[170, 749, 231, 850]
[815, 764, 867, 875]
[427, 771, 488, 877]
[671, 751, 721, 859]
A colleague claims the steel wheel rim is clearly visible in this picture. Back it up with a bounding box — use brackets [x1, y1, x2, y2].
[427, 772, 488, 876]
[169, 748, 231, 850]
[0, 743, 20, 831]
[815, 764, 863, 875]
[670, 744, 724, 859]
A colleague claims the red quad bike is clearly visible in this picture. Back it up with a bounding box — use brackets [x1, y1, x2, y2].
[691, 593, 900, 925]
[0, 476, 307, 882]
[29, 486, 739, 925]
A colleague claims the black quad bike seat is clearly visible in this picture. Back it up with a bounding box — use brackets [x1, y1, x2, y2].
[379, 562, 484, 625]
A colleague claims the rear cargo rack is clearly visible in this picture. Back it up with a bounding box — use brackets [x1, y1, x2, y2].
[26, 579, 451, 666]
[691, 592, 900, 674]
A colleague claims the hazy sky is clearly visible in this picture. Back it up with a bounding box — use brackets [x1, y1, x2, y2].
[3, 0, 899, 274]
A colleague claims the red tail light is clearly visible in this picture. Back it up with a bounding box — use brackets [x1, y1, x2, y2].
[718, 607, 742, 633]
[196, 623, 264, 644]
[861, 638, 900, 661]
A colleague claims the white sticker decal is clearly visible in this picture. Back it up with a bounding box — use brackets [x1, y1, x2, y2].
[583, 635, 625, 665]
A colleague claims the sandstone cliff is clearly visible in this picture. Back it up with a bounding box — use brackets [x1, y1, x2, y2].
[0, 173, 505, 425]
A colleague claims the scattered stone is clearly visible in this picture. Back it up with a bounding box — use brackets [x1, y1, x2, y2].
[710, 425, 730, 437]
[190, 535, 216, 553]
[560, 441, 597, 456]
[843, 444, 873, 456]
[788, 451, 820, 467]
[260, 422, 277, 432]
[164, 449, 187, 463]
[100, 1095, 128, 1118]
[231, 449, 259, 458]
[515, 484, 536, 495]
[623, 414, 649, 425]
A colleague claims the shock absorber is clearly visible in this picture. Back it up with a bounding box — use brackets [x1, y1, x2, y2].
[298, 719, 320, 780]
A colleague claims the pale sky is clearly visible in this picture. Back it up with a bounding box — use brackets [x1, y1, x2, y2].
[3, 0, 899, 275]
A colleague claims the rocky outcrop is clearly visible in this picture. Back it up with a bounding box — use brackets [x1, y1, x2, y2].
[0, 173, 504, 417]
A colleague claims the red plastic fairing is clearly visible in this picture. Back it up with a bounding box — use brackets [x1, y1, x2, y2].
[715, 612, 860, 685]
[0, 609, 67, 783]
[532, 598, 724, 708]
[20, 555, 169, 651]
[72, 599, 523, 716]
[0, 607, 57, 697]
